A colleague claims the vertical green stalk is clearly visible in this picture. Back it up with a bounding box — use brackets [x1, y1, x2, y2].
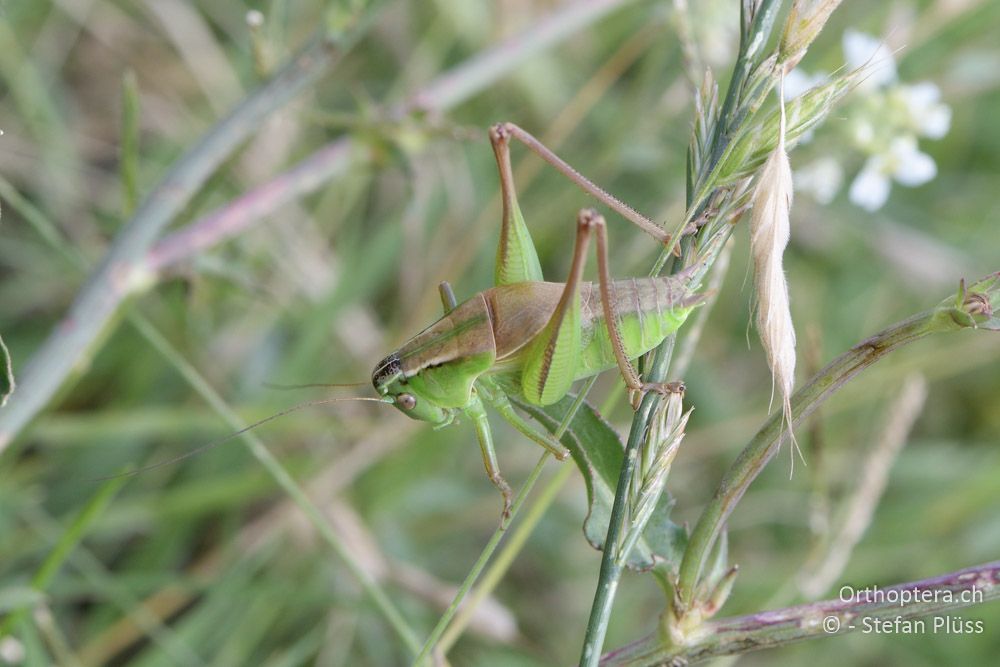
[580, 3, 788, 658]
[415, 378, 599, 665]
[580, 337, 675, 667]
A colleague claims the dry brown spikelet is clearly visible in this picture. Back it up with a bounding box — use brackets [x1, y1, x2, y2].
[750, 72, 802, 472]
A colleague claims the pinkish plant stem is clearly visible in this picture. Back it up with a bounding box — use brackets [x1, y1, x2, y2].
[601, 560, 1000, 666]
[0, 0, 639, 454]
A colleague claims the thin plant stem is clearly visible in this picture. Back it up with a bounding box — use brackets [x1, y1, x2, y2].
[674, 293, 997, 611]
[415, 453, 550, 666]
[579, 219, 732, 666]
[414, 377, 599, 665]
[126, 313, 423, 656]
[0, 475, 128, 638]
[0, 0, 390, 453]
[0, 0, 640, 456]
[437, 437, 577, 654]
[601, 560, 1000, 665]
[581, 3, 795, 658]
[580, 336, 676, 667]
[579, 206, 735, 667]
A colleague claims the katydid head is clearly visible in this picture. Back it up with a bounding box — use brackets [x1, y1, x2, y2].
[372, 352, 452, 425]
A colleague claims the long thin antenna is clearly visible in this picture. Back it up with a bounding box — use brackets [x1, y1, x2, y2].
[95, 396, 393, 481]
[263, 381, 370, 390]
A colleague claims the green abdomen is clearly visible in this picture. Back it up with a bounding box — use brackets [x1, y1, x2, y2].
[575, 276, 695, 379]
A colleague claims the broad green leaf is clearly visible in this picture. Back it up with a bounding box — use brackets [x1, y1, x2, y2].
[512, 393, 685, 570]
[643, 493, 688, 577]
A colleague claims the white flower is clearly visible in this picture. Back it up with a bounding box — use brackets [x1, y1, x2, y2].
[794, 157, 843, 204]
[897, 82, 952, 139]
[848, 135, 936, 211]
[0, 637, 25, 664]
[848, 163, 891, 211]
[843, 29, 897, 90]
[851, 118, 875, 149]
[885, 135, 937, 186]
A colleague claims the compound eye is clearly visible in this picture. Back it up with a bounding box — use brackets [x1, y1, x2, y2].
[397, 393, 417, 410]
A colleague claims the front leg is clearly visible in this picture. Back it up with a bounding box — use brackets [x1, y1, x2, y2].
[464, 392, 513, 525]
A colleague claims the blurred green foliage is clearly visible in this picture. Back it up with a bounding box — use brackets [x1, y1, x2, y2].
[0, 1, 998, 665]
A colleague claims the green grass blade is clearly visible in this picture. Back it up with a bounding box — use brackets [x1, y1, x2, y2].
[0, 473, 128, 638]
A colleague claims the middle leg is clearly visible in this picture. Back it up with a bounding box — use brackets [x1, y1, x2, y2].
[477, 376, 570, 461]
